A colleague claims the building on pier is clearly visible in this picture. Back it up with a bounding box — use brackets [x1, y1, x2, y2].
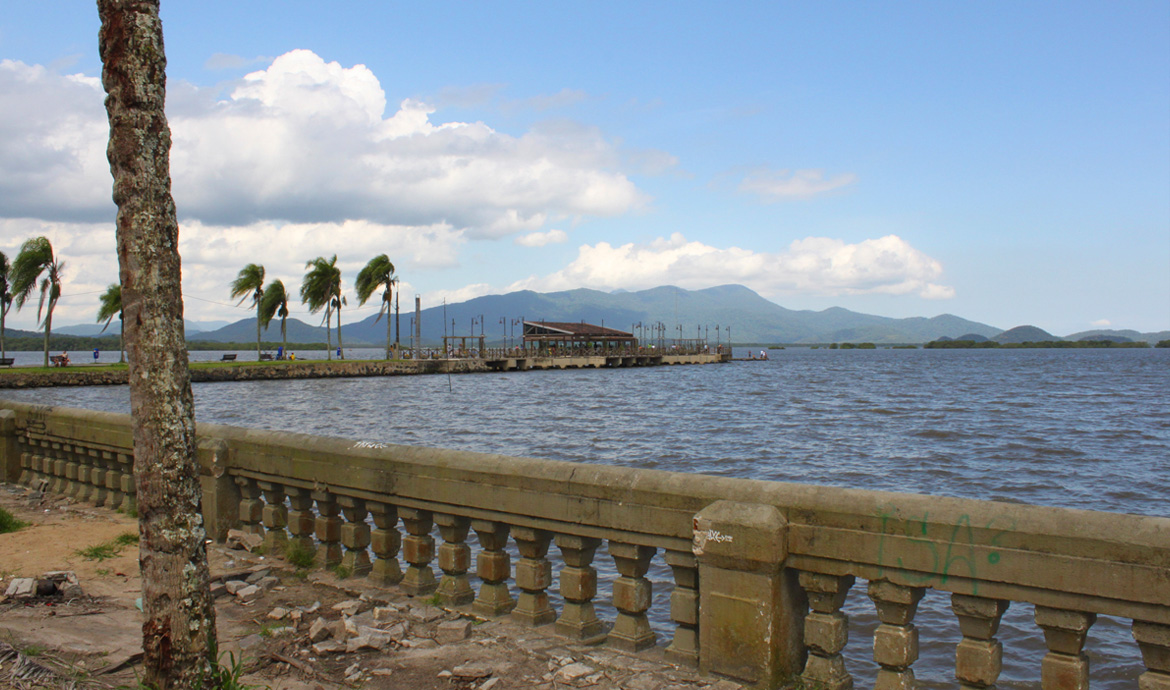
[522, 321, 636, 353]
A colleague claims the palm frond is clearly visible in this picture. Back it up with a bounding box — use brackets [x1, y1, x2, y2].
[97, 283, 122, 331]
[10, 236, 56, 309]
[229, 263, 265, 305]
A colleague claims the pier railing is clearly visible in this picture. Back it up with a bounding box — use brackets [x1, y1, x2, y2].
[1, 400, 1166, 689]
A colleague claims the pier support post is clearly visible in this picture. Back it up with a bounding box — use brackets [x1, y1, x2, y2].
[694, 500, 806, 689]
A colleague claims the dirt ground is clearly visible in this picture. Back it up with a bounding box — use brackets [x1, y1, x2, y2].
[0, 483, 740, 690]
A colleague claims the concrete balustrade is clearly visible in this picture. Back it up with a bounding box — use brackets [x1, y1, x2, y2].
[2, 399, 1167, 689]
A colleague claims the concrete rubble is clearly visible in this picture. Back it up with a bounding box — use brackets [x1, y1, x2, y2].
[3, 571, 82, 600]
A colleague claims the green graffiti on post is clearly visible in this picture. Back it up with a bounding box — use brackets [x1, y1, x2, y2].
[875, 506, 1013, 595]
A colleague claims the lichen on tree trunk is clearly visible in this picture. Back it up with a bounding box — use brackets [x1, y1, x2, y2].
[97, 1, 217, 687]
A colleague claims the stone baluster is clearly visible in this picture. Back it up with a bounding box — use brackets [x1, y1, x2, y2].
[1133, 621, 1170, 690]
[868, 580, 926, 689]
[17, 444, 31, 486]
[88, 449, 108, 507]
[369, 502, 402, 585]
[952, 594, 1010, 690]
[609, 541, 656, 651]
[664, 550, 700, 667]
[25, 441, 45, 488]
[66, 445, 85, 501]
[399, 508, 437, 595]
[436, 514, 473, 605]
[51, 443, 66, 494]
[29, 442, 47, 490]
[312, 490, 343, 568]
[258, 481, 288, 555]
[117, 453, 136, 514]
[108, 453, 128, 511]
[472, 520, 514, 616]
[512, 526, 555, 626]
[338, 496, 372, 576]
[1034, 606, 1096, 690]
[235, 477, 264, 537]
[800, 572, 856, 690]
[73, 446, 92, 502]
[285, 487, 316, 559]
[556, 534, 604, 643]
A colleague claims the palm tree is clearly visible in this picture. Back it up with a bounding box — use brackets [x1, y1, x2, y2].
[258, 279, 289, 359]
[355, 254, 397, 359]
[10, 237, 64, 368]
[229, 263, 265, 359]
[301, 256, 344, 360]
[0, 251, 12, 359]
[96, 283, 125, 363]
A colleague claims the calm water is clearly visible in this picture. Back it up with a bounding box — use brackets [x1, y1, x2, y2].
[4, 347, 1167, 686]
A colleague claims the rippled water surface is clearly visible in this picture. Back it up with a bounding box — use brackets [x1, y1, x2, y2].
[5, 347, 1167, 686]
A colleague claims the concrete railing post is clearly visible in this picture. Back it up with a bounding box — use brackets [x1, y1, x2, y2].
[197, 441, 239, 541]
[693, 500, 806, 689]
[0, 409, 18, 484]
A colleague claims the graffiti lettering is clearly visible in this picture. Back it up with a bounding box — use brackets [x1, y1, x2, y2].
[875, 506, 1014, 595]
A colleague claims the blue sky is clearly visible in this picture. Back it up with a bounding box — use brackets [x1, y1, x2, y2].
[2, 1, 1167, 335]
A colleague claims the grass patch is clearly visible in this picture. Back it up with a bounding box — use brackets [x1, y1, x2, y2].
[331, 564, 352, 580]
[76, 531, 139, 561]
[0, 506, 28, 534]
[282, 540, 316, 569]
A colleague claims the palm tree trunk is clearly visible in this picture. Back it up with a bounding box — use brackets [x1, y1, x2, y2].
[255, 301, 262, 359]
[1, 308, 6, 359]
[119, 316, 125, 363]
[99, 1, 217, 686]
[281, 317, 287, 359]
[336, 302, 344, 359]
[326, 307, 332, 360]
[385, 291, 392, 360]
[42, 308, 51, 368]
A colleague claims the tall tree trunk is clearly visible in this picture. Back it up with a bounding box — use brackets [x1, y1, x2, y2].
[385, 290, 392, 360]
[2, 307, 7, 359]
[326, 307, 332, 360]
[119, 316, 125, 363]
[281, 317, 287, 359]
[98, 2, 216, 688]
[42, 308, 51, 368]
[255, 300, 262, 359]
[336, 301, 344, 359]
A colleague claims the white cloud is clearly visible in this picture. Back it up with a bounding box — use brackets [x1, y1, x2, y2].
[1090, 319, 1111, 327]
[514, 229, 568, 247]
[502, 88, 588, 113]
[507, 233, 953, 300]
[0, 60, 111, 223]
[0, 51, 647, 238]
[739, 168, 857, 201]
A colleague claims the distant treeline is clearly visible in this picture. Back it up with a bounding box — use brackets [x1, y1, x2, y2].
[1, 335, 122, 352]
[0, 335, 335, 352]
[926, 339, 1153, 349]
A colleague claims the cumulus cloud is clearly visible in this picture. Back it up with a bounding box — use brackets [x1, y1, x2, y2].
[0, 50, 646, 237]
[739, 167, 857, 201]
[507, 233, 953, 300]
[514, 229, 568, 247]
[1090, 319, 1111, 327]
[0, 60, 112, 222]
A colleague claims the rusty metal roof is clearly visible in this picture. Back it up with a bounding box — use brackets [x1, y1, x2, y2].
[523, 321, 634, 338]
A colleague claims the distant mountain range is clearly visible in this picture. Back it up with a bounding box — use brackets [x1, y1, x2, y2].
[40, 284, 1170, 346]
